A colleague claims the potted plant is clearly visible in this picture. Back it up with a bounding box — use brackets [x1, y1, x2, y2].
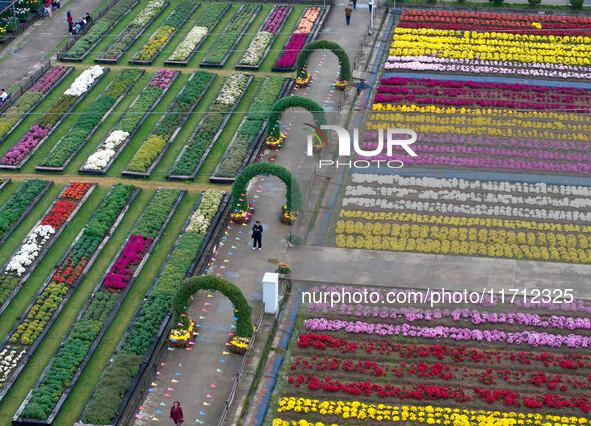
[278, 262, 291, 277]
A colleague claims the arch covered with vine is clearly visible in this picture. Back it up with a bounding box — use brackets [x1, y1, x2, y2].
[231, 162, 303, 218]
[172, 275, 253, 338]
[266, 96, 326, 139]
[296, 40, 351, 83]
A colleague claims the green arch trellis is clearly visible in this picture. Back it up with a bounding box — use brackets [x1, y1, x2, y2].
[296, 40, 351, 82]
[172, 275, 253, 338]
[232, 162, 304, 216]
[267, 96, 326, 139]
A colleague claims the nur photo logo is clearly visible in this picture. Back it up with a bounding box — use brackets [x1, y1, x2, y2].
[304, 124, 418, 169]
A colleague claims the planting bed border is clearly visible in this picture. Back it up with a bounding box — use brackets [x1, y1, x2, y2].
[79, 70, 180, 175]
[166, 74, 253, 181]
[0, 69, 108, 171]
[121, 72, 216, 178]
[60, 1, 141, 63]
[11, 187, 183, 425]
[78, 191, 230, 425]
[0, 177, 10, 192]
[0, 67, 74, 147]
[235, 5, 293, 71]
[94, 2, 170, 64]
[271, 7, 326, 73]
[128, 3, 200, 66]
[199, 4, 262, 69]
[163, 3, 231, 67]
[0, 180, 53, 248]
[35, 69, 145, 173]
[0, 181, 92, 319]
[0, 182, 100, 404]
[210, 76, 291, 183]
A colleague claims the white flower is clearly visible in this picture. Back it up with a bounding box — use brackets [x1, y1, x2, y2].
[169, 27, 207, 61]
[64, 66, 105, 96]
[84, 130, 129, 170]
[186, 190, 224, 233]
[5, 225, 56, 275]
[216, 72, 250, 106]
[130, 0, 166, 27]
[239, 32, 273, 66]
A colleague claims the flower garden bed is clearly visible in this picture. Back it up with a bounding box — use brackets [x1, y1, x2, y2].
[0, 66, 107, 170]
[200, 4, 261, 68]
[210, 76, 291, 183]
[128, 2, 200, 66]
[78, 190, 229, 425]
[366, 75, 591, 176]
[36, 68, 144, 173]
[0, 66, 73, 145]
[236, 5, 293, 71]
[387, 10, 591, 81]
[167, 72, 253, 180]
[79, 69, 180, 175]
[334, 173, 591, 264]
[13, 187, 182, 424]
[0, 183, 137, 403]
[60, 0, 141, 62]
[122, 71, 215, 178]
[272, 7, 325, 73]
[0, 181, 94, 320]
[0, 179, 52, 247]
[268, 283, 591, 425]
[164, 3, 231, 66]
[95, 0, 169, 64]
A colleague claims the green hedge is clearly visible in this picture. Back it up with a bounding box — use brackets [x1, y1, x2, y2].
[232, 162, 303, 215]
[267, 96, 326, 139]
[296, 40, 351, 82]
[0, 179, 47, 238]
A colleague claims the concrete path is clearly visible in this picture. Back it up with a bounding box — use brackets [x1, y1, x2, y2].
[0, 0, 105, 91]
[288, 246, 591, 298]
[133, 4, 372, 425]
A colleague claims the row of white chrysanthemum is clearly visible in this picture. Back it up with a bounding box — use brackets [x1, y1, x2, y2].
[344, 174, 591, 222]
[351, 173, 591, 196]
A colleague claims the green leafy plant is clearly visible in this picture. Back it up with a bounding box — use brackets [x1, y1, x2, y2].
[570, 0, 583, 8]
[0, 179, 47, 237]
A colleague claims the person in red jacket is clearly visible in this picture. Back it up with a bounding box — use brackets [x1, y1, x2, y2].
[170, 401, 184, 424]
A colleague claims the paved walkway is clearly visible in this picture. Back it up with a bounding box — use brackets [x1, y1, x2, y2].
[288, 246, 591, 298]
[0, 0, 104, 91]
[134, 4, 372, 425]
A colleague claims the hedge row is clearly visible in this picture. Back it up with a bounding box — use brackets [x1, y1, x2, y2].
[0, 179, 48, 238]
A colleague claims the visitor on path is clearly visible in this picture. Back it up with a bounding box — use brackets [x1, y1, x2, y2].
[0, 89, 7, 105]
[368, 0, 373, 14]
[345, 2, 353, 25]
[44, 0, 52, 18]
[352, 0, 357, 9]
[252, 221, 263, 250]
[67, 10, 73, 32]
[170, 401, 184, 425]
[85, 12, 92, 22]
[53, 0, 60, 10]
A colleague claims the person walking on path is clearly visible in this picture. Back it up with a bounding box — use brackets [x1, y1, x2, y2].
[170, 401, 184, 425]
[67, 10, 73, 32]
[345, 2, 353, 25]
[252, 221, 263, 250]
[352, 0, 357, 9]
[368, 0, 373, 14]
